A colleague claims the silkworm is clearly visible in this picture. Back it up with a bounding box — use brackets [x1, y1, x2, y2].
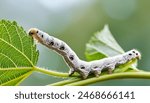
[28, 28, 141, 79]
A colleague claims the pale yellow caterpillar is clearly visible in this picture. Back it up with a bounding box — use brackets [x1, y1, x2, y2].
[28, 28, 141, 79]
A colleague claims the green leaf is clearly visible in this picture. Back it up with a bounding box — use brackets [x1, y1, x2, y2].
[85, 25, 124, 61]
[0, 20, 39, 85]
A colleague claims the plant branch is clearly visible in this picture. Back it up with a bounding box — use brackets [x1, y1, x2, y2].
[65, 71, 150, 86]
[49, 78, 81, 86]
[34, 67, 79, 78]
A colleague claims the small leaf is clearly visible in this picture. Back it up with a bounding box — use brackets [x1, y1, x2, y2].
[85, 25, 124, 61]
[0, 20, 39, 85]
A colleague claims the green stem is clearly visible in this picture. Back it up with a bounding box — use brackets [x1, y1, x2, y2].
[49, 78, 81, 86]
[65, 71, 150, 86]
[34, 67, 79, 78]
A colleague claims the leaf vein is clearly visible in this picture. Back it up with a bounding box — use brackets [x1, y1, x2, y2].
[0, 53, 17, 67]
[0, 38, 34, 66]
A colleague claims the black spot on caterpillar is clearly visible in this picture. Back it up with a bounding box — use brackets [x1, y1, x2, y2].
[28, 28, 141, 79]
[69, 55, 74, 60]
[59, 45, 65, 50]
[41, 34, 44, 38]
[49, 41, 54, 46]
[80, 65, 85, 69]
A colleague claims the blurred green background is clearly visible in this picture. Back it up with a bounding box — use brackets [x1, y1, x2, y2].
[1, 0, 150, 85]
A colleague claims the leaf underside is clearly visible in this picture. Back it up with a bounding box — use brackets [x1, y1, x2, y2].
[85, 25, 124, 61]
[0, 20, 39, 85]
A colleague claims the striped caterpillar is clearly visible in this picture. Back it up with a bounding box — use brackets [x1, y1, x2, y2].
[28, 28, 141, 79]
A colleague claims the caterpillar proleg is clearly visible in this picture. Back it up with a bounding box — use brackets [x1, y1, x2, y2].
[28, 28, 141, 79]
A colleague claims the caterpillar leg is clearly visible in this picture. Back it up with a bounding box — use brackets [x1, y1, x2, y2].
[107, 65, 115, 74]
[68, 68, 75, 76]
[91, 67, 102, 77]
[108, 68, 113, 74]
[79, 69, 90, 79]
[93, 70, 101, 77]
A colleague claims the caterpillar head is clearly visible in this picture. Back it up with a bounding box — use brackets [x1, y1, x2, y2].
[127, 49, 141, 60]
[28, 28, 38, 36]
[28, 28, 48, 43]
[28, 28, 42, 42]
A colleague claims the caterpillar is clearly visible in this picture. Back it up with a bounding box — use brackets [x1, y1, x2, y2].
[28, 28, 141, 79]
